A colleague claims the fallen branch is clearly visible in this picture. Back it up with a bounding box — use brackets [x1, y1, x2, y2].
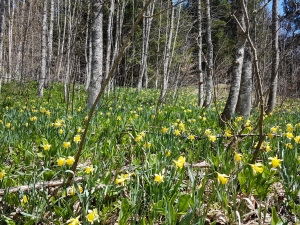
[0, 177, 84, 196]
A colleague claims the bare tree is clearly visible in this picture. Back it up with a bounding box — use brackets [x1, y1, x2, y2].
[46, 0, 54, 86]
[236, 47, 252, 117]
[203, 0, 213, 108]
[87, 0, 104, 108]
[221, 0, 246, 122]
[137, 0, 156, 92]
[197, 0, 203, 106]
[0, 0, 7, 92]
[266, 0, 279, 114]
[38, 0, 48, 97]
[159, 0, 174, 103]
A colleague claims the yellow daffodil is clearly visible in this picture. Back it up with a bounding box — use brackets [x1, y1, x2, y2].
[234, 152, 242, 162]
[285, 143, 293, 149]
[217, 173, 229, 185]
[166, 150, 171, 157]
[161, 126, 168, 134]
[66, 216, 81, 225]
[173, 156, 186, 169]
[236, 116, 243, 122]
[225, 129, 232, 138]
[5, 123, 11, 128]
[208, 135, 216, 142]
[66, 156, 75, 166]
[174, 129, 180, 136]
[250, 163, 264, 174]
[135, 135, 142, 142]
[43, 144, 51, 151]
[63, 141, 71, 149]
[54, 119, 62, 127]
[40, 107, 46, 113]
[0, 170, 5, 180]
[204, 129, 211, 136]
[268, 156, 282, 168]
[22, 195, 28, 203]
[270, 126, 279, 133]
[77, 127, 83, 133]
[188, 134, 195, 141]
[74, 134, 81, 144]
[268, 133, 275, 138]
[59, 129, 64, 135]
[294, 136, 300, 144]
[154, 173, 164, 184]
[286, 132, 294, 139]
[30, 116, 37, 122]
[179, 122, 185, 131]
[115, 173, 133, 185]
[57, 157, 66, 166]
[85, 165, 94, 174]
[116, 116, 121, 121]
[143, 142, 151, 148]
[86, 209, 99, 224]
[286, 123, 293, 132]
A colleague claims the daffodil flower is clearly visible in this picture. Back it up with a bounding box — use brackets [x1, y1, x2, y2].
[217, 172, 229, 185]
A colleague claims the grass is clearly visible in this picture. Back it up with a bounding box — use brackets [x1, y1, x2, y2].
[0, 82, 299, 225]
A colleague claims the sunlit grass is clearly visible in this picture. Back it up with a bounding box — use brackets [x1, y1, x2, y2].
[0, 83, 299, 224]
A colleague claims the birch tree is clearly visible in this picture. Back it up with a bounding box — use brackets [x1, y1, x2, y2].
[266, 0, 279, 114]
[159, 0, 174, 103]
[203, 0, 213, 108]
[87, 0, 104, 108]
[137, 0, 156, 92]
[38, 0, 48, 97]
[0, 0, 6, 92]
[221, 0, 246, 122]
[197, 0, 203, 106]
[47, 0, 54, 86]
[235, 47, 252, 117]
[6, 0, 14, 83]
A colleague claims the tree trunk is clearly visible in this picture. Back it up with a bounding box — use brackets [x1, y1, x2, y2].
[203, 0, 213, 108]
[87, 0, 104, 108]
[197, 0, 203, 107]
[46, 0, 54, 87]
[7, 0, 14, 83]
[38, 0, 48, 97]
[15, 0, 26, 81]
[105, 0, 115, 84]
[236, 46, 252, 117]
[221, 0, 246, 122]
[84, 1, 91, 91]
[266, 0, 279, 114]
[137, 0, 155, 92]
[159, 0, 174, 103]
[0, 0, 6, 92]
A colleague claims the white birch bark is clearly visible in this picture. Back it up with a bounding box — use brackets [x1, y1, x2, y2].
[38, 0, 48, 97]
[197, 0, 203, 107]
[266, 0, 279, 114]
[236, 47, 252, 117]
[0, 0, 6, 92]
[46, 0, 54, 86]
[203, 0, 213, 108]
[87, 0, 104, 108]
[221, 0, 246, 122]
[84, 1, 91, 90]
[159, 0, 174, 103]
[15, 0, 26, 81]
[57, 0, 67, 81]
[137, 0, 155, 91]
[7, 0, 14, 83]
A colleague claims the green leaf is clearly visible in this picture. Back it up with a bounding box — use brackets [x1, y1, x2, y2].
[271, 207, 283, 225]
[1, 215, 16, 225]
[178, 194, 193, 213]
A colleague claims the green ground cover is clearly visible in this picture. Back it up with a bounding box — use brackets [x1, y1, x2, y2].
[0, 83, 299, 224]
